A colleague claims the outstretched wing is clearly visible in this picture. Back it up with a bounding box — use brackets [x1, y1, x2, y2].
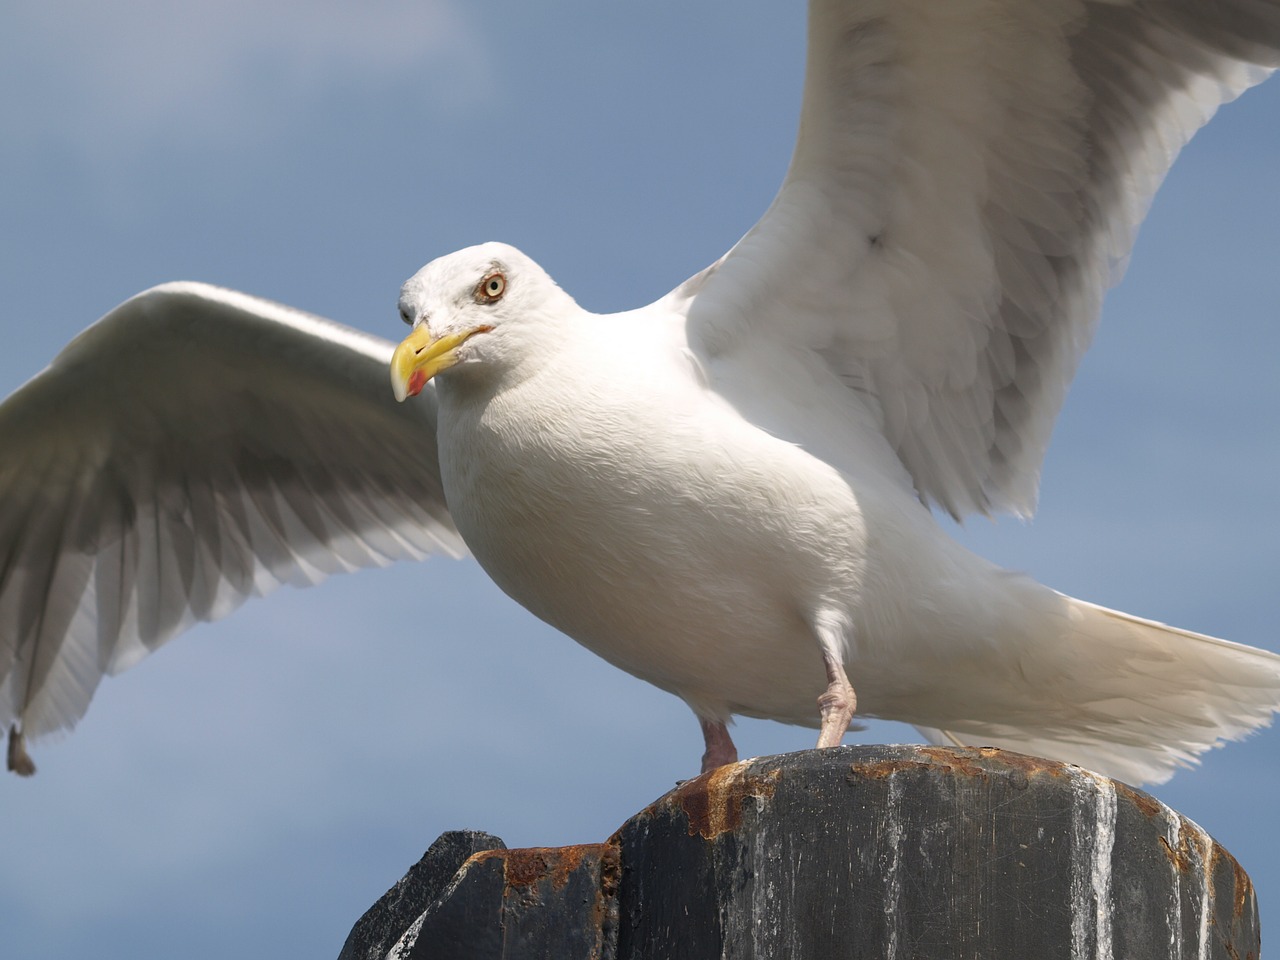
[0, 282, 462, 752]
[681, 0, 1279, 518]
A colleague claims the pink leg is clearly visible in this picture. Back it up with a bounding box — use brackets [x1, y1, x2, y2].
[7, 724, 35, 777]
[815, 650, 857, 748]
[699, 718, 739, 773]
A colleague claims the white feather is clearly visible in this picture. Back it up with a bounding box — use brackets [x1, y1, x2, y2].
[686, 0, 1279, 518]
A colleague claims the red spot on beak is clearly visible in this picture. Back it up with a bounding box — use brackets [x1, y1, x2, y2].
[407, 369, 427, 398]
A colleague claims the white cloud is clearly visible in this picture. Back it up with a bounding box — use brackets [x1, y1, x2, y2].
[0, 0, 487, 161]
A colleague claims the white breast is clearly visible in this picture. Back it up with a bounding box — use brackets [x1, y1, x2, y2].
[432, 310, 877, 720]
[430, 306, 1024, 728]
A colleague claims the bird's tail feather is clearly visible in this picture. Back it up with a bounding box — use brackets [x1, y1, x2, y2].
[914, 595, 1280, 786]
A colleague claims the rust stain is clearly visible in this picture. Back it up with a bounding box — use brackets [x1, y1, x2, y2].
[491, 843, 607, 891]
[598, 841, 621, 900]
[676, 761, 780, 840]
[503, 848, 552, 889]
[595, 841, 622, 950]
[911, 745, 1073, 783]
[847, 747, 1070, 788]
[984, 748, 1070, 780]
[1163, 819, 1237, 893]
[465, 848, 507, 870]
[1175, 828, 1194, 874]
[848, 757, 932, 780]
[1157, 834, 1189, 871]
[915, 746, 986, 779]
[1166, 823, 1200, 874]
[1113, 781, 1163, 820]
[1208, 840, 1223, 882]
[1231, 853, 1253, 922]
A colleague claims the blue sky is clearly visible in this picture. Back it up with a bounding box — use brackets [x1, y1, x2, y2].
[1, 3, 1278, 957]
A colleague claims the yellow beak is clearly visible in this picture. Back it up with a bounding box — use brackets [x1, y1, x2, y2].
[390, 324, 490, 401]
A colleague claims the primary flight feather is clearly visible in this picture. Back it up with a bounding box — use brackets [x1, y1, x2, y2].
[3, 0, 1280, 785]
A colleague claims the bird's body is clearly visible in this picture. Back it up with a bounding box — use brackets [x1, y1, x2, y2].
[431, 270, 981, 722]
[433, 293, 873, 727]
[4, 0, 1280, 785]
[396, 242, 1280, 784]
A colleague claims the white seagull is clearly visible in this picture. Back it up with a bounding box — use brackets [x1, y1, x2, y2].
[3, 0, 1279, 786]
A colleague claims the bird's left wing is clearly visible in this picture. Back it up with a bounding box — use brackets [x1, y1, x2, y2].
[0, 282, 462, 763]
[677, 0, 1279, 518]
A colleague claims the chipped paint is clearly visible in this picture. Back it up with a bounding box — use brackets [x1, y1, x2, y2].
[1180, 819, 1216, 960]
[747, 793, 784, 950]
[1070, 768, 1117, 960]
[384, 908, 425, 959]
[881, 771, 905, 960]
[1150, 794, 1210, 960]
[1166, 808, 1185, 959]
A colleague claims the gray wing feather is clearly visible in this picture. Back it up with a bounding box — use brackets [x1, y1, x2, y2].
[0, 282, 462, 743]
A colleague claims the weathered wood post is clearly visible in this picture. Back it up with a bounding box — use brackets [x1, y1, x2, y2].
[340, 745, 1259, 959]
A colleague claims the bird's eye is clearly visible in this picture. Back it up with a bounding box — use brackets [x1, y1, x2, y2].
[474, 272, 507, 304]
[399, 304, 413, 326]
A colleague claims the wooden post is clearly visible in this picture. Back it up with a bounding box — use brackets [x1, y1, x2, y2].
[341, 746, 1259, 959]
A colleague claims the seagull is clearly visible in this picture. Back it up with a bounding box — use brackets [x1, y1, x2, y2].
[3, 1, 1279, 786]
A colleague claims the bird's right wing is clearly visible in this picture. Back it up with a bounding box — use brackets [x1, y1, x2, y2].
[0, 282, 463, 756]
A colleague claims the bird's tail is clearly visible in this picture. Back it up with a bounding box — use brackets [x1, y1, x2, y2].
[915, 594, 1280, 786]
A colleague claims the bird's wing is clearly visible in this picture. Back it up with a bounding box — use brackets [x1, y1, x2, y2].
[677, 0, 1279, 518]
[0, 282, 462, 746]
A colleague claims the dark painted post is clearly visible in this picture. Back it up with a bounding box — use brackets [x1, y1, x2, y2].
[340, 746, 1259, 959]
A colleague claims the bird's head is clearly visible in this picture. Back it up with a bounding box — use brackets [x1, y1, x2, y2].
[391, 242, 573, 401]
